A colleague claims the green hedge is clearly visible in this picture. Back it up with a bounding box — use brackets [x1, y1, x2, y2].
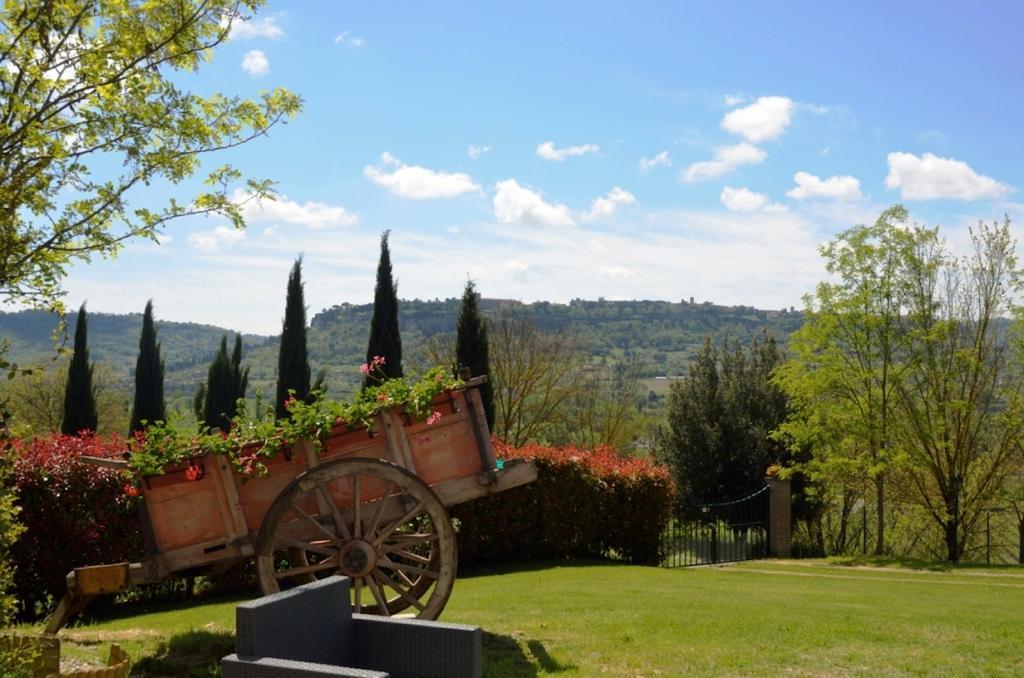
[452, 441, 675, 566]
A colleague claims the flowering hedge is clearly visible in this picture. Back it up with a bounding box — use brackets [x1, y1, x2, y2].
[6, 434, 144, 619]
[451, 441, 675, 566]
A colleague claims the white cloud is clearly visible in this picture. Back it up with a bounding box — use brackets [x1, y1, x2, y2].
[721, 96, 794, 143]
[235, 190, 358, 229]
[639, 151, 671, 171]
[885, 152, 1010, 201]
[230, 14, 284, 40]
[188, 226, 246, 253]
[724, 94, 747, 107]
[786, 171, 862, 201]
[582, 187, 637, 222]
[241, 49, 269, 77]
[682, 143, 766, 183]
[468, 144, 492, 159]
[493, 179, 575, 227]
[502, 260, 530, 283]
[536, 141, 599, 162]
[334, 31, 366, 48]
[363, 152, 482, 199]
[599, 265, 634, 282]
[720, 187, 766, 212]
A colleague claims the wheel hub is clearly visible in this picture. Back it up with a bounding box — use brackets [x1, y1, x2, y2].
[338, 539, 377, 578]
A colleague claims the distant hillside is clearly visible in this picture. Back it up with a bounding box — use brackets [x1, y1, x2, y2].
[0, 298, 805, 403]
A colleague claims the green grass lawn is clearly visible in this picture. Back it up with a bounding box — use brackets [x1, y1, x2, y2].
[25, 558, 1024, 676]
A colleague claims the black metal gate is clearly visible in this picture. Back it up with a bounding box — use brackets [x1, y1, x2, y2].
[661, 485, 770, 567]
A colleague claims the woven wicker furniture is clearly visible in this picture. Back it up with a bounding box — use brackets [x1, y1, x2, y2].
[221, 576, 482, 678]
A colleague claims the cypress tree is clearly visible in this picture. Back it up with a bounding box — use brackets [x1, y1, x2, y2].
[202, 335, 249, 432]
[456, 280, 495, 430]
[364, 230, 403, 386]
[61, 303, 98, 435]
[275, 258, 311, 419]
[129, 300, 166, 433]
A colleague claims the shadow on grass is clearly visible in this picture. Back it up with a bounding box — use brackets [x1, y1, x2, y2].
[826, 555, 1024, 572]
[461, 557, 628, 580]
[482, 632, 575, 677]
[72, 591, 251, 627]
[131, 628, 235, 677]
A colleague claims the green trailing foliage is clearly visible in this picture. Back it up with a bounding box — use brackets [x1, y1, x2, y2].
[129, 301, 166, 433]
[364, 231, 403, 387]
[61, 304, 98, 435]
[276, 259, 312, 419]
[126, 366, 462, 481]
[456, 280, 495, 430]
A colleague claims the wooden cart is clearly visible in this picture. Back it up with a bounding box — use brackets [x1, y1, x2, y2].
[45, 378, 536, 633]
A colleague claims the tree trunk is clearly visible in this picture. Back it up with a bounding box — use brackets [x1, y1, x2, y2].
[944, 518, 960, 563]
[874, 475, 885, 556]
[1018, 519, 1023, 565]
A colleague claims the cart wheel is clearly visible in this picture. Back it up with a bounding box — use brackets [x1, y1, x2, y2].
[255, 457, 457, 620]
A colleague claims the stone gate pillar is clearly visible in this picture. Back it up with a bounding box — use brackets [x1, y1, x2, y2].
[766, 477, 791, 558]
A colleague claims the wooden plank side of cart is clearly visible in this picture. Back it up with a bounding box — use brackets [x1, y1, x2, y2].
[46, 379, 536, 634]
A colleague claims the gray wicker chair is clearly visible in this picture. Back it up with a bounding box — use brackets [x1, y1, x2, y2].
[221, 576, 481, 678]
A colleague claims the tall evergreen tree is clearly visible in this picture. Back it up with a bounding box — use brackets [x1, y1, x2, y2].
[276, 258, 311, 419]
[61, 304, 98, 435]
[364, 230, 403, 386]
[201, 335, 249, 432]
[456, 280, 495, 430]
[129, 300, 166, 433]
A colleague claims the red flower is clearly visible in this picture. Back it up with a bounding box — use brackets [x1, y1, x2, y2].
[184, 464, 202, 482]
[123, 483, 140, 498]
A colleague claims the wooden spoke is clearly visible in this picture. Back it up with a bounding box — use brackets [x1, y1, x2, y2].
[288, 502, 341, 544]
[373, 570, 425, 613]
[382, 533, 439, 553]
[352, 475, 362, 538]
[388, 548, 432, 564]
[276, 537, 338, 558]
[315, 484, 352, 542]
[373, 500, 426, 546]
[366, 572, 389, 611]
[365, 482, 395, 538]
[377, 557, 440, 580]
[275, 557, 339, 580]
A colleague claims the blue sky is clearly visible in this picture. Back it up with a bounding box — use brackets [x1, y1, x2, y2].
[65, 1, 1024, 334]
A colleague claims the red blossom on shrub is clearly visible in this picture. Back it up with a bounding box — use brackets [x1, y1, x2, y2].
[8, 433, 144, 619]
[184, 464, 202, 482]
[452, 439, 675, 567]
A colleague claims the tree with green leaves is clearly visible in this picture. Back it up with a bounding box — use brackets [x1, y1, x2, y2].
[659, 332, 789, 514]
[0, 1, 301, 320]
[364, 231, 402, 386]
[774, 206, 921, 555]
[894, 217, 1024, 562]
[200, 335, 249, 432]
[455, 280, 494, 429]
[61, 304, 97, 435]
[0, 1, 303, 317]
[129, 301, 165, 433]
[276, 258, 311, 419]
